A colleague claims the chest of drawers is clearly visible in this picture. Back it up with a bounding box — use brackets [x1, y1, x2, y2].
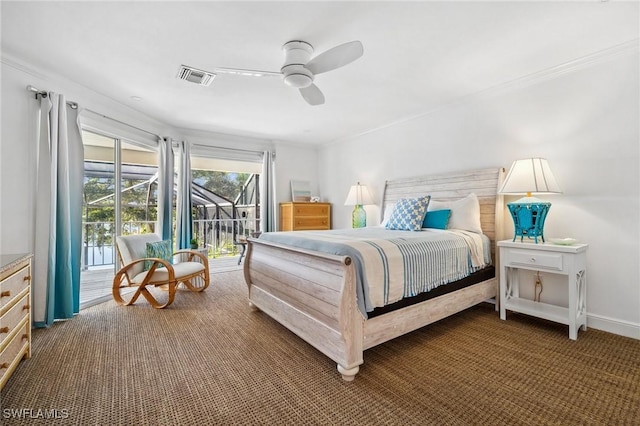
[280, 202, 331, 231]
[0, 254, 32, 391]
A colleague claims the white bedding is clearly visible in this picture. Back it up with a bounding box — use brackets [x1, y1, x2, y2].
[258, 227, 491, 317]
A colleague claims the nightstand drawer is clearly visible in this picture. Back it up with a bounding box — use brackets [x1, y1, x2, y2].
[507, 250, 563, 271]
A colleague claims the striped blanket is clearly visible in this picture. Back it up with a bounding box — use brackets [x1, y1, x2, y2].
[258, 227, 491, 317]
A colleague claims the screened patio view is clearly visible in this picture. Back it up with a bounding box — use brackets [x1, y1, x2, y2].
[80, 131, 261, 309]
[82, 162, 260, 268]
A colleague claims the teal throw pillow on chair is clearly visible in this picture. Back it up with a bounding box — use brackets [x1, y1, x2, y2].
[144, 240, 173, 271]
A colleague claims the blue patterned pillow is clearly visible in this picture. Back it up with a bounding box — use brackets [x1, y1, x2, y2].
[422, 209, 451, 229]
[385, 196, 431, 231]
[144, 240, 173, 271]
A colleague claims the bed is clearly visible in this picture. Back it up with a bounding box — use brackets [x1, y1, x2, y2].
[243, 167, 505, 380]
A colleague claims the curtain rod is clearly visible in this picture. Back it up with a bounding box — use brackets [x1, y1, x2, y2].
[27, 85, 160, 139]
[85, 109, 161, 140]
[191, 143, 265, 156]
[27, 85, 78, 109]
[27, 85, 271, 149]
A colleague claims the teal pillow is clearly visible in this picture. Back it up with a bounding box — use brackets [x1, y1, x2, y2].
[385, 196, 431, 231]
[422, 209, 451, 229]
[144, 240, 173, 271]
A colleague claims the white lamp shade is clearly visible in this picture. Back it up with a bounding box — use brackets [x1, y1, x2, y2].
[344, 183, 375, 206]
[499, 158, 562, 195]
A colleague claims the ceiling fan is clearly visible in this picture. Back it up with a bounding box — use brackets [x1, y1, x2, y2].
[215, 40, 364, 106]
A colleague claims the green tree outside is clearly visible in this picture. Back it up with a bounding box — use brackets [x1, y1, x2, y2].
[83, 169, 251, 253]
[192, 170, 250, 201]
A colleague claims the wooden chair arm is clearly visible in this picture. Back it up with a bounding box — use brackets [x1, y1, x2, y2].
[112, 257, 177, 308]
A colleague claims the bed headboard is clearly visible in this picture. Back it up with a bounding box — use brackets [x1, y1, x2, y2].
[382, 167, 506, 256]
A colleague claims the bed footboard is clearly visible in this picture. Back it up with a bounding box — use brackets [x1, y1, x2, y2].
[244, 237, 364, 380]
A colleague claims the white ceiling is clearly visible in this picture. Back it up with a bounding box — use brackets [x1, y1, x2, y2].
[2, 1, 638, 146]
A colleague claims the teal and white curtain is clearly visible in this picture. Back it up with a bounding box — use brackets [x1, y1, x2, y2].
[260, 150, 277, 232]
[33, 93, 84, 327]
[158, 137, 174, 243]
[176, 140, 193, 249]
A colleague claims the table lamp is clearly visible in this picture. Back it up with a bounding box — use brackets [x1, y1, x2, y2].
[498, 158, 562, 243]
[344, 182, 375, 228]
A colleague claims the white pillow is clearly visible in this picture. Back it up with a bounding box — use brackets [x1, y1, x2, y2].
[427, 193, 482, 234]
[380, 203, 395, 227]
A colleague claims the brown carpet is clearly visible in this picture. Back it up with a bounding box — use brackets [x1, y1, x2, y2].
[1, 270, 639, 425]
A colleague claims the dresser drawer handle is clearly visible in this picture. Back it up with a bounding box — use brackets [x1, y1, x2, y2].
[530, 257, 536, 263]
[23, 304, 30, 310]
[0, 327, 8, 333]
[0, 291, 10, 298]
[23, 275, 31, 281]
[0, 363, 9, 369]
[22, 333, 28, 341]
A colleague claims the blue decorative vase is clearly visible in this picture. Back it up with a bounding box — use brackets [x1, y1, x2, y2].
[507, 202, 551, 243]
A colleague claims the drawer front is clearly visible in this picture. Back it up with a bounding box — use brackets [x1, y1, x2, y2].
[0, 293, 30, 350]
[0, 322, 29, 383]
[507, 249, 563, 271]
[0, 266, 30, 311]
[294, 204, 329, 217]
[293, 217, 330, 230]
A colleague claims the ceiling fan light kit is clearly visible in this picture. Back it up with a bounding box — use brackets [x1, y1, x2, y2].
[283, 71, 313, 88]
[213, 39, 364, 105]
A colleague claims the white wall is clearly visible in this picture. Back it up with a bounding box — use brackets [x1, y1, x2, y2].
[273, 140, 320, 203]
[318, 47, 640, 339]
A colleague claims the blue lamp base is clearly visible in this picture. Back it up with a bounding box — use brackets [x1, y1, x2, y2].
[507, 201, 551, 244]
[352, 205, 366, 228]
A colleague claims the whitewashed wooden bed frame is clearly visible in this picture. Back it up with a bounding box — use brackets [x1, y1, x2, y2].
[244, 167, 505, 381]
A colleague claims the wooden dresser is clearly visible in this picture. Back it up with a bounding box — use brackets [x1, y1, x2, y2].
[280, 202, 331, 231]
[0, 253, 32, 391]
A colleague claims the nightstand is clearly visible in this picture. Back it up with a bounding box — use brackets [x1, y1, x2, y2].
[498, 240, 588, 340]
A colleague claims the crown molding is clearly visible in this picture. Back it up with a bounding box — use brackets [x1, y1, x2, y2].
[475, 38, 639, 99]
[326, 38, 640, 147]
[1, 53, 49, 80]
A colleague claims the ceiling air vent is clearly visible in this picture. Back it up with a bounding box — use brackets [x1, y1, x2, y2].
[176, 65, 216, 86]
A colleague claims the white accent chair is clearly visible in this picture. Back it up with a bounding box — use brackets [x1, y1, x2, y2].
[113, 234, 210, 309]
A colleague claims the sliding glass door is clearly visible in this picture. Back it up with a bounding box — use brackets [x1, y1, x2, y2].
[80, 130, 160, 308]
[190, 153, 261, 260]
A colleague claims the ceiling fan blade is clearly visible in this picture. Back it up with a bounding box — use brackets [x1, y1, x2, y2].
[305, 41, 364, 75]
[299, 84, 325, 106]
[214, 67, 282, 77]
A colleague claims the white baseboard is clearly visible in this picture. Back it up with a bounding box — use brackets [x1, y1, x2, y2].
[588, 313, 640, 340]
